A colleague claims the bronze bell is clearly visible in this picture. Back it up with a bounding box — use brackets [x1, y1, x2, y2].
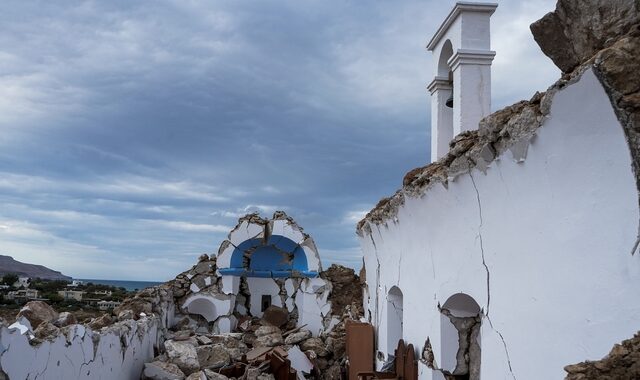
[445, 93, 453, 108]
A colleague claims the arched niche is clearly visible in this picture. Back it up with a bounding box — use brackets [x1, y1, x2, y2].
[440, 293, 482, 379]
[387, 286, 404, 356]
[219, 235, 317, 278]
[437, 39, 454, 78]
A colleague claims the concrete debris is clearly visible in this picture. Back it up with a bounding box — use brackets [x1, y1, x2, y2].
[284, 330, 311, 345]
[0, 212, 363, 379]
[196, 344, 230, 369]
[33, 321, 60, 342]
[88, 313, 113, 330]
[165, 340, 201, 375]
[16, 300, 58, 329]
[564, 331, 640, 379]
[143, 361, 186, 380]
[53, 311, 77, 328]
[262, 306, 289, 327]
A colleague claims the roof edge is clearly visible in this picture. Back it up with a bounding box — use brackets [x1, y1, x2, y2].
[426, 2, 498, 51]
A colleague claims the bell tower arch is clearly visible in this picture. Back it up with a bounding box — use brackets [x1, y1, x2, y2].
[427, 2, 497, 162]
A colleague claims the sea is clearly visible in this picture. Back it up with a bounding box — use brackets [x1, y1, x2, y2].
[76, 279, 163, 292]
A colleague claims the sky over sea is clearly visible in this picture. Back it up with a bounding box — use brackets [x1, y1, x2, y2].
[0, 0, 558, 281]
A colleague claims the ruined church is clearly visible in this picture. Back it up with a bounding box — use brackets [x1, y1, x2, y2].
[1, 1, 639, 379]
[358, 1, 640, 379]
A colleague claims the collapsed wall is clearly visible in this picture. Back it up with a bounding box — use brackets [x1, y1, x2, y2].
[0, 286, 176, 379]
[357, 1, 640, 379]
[0, 212, 363, 379]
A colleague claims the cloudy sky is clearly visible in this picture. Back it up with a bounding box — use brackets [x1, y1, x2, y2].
[0, 0, 558, 281]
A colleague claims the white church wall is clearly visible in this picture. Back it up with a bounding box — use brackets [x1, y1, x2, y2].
[0, 315, 162, 380]
[359, 68, 640, 379]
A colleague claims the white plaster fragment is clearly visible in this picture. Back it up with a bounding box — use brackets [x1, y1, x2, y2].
[216, 240, 235, 269]
[190, 283, 201, 293]
[285, 297, 295, 312]
[215, 315, 238, 333]
[205, 277, 212, 287]
[221, 275, 240, 295]
[271, 219, 305, 245]
[229, 220, 265, 247]
[247, 277, 282, 317]
[287, 345, 314, 379]
[182, 293, 234, 322]
[300, 277, 327, 294]
[300, 238, 321, 272]
[8, 317, 32, 335]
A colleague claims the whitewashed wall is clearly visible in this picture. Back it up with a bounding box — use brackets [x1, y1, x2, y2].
[359, 68, 640, 379]
[0, 317, 161, 380]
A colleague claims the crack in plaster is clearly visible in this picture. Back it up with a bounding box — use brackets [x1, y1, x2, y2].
[469, 170, 491, 315]
[32, 348, 52, 380]
[485, 314, 516, 380]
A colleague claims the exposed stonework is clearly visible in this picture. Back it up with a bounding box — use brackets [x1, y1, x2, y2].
[358, 0, 640, 254]
[530, 0, 640, 73]
[564, 331, 640, 380]
[357, 88, 553, 236]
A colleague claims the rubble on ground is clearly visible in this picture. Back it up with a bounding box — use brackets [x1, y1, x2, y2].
[564, 331, 640, 380]
[0, 212, 364, 379]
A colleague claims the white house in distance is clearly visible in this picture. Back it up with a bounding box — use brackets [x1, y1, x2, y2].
[358, 2, 640, 380]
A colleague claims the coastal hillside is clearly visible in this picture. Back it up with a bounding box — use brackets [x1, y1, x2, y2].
[0, 255, 71, 280]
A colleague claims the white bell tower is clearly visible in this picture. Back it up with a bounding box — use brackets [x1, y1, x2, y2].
[427, 2, 497, 162]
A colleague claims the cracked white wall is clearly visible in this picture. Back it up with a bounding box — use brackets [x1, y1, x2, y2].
[0, 317, 161, 380]
[359, 68, 640, 379]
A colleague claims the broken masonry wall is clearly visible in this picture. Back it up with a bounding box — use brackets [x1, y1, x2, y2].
[0, 286, 176, 380]
[175, 212, 342, 337]
[358, 67, 640, 380]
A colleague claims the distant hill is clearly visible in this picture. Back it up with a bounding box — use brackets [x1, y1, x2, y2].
[0, 255, 71, 280]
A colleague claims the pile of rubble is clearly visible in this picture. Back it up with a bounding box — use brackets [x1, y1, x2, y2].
[0, 212, 363, 380]
[138, 247, 363, 380]
[143, 303, 360, 380]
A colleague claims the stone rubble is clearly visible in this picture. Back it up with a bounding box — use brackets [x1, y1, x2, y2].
[564, 331, 640, 380]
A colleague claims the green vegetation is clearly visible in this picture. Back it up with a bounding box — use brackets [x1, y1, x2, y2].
[1, 273, 18, 286]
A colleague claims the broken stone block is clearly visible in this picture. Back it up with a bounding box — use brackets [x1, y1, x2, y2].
[194, 261, 212, 275]
[284, 330, 311, 345]
[196, 335, 212, 345]
[257, 374, 275, 380]
[88, 314, 113, 330]
[143, 361, 186, 380]
[53, 312, 77, 328]
[16, 301, 58, 329]
[203, 369, 229, 380]
[33, 321, 60, 341]
[186, 371, 206, 380]
[245, 367, 262, 380]
[117, 309, 135, 321]
[165, 340, 201, 375]
[254, 332, 284, 348]
[300, 337, 329, 357]
[262, 306, 289, 327]
[196, 344, 230, 369]
[255, 325, 281, 337]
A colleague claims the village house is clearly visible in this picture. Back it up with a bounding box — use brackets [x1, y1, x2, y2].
[57, 290, 85, 302]
[6, 289, 40, 303]
[97, 300, 121, 311]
